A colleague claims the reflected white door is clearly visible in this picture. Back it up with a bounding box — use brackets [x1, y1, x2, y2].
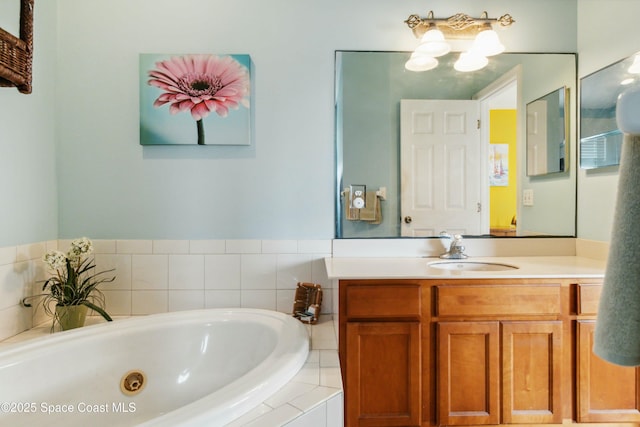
[400, 99, 482, 237]
[527, 99, 548, 175]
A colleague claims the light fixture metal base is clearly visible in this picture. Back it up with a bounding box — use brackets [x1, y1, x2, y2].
[405, 11, 514, 39]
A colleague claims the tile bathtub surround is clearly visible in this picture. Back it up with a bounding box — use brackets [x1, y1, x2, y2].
[0, 239, 332, 341]
[88, 239, 333, 317]
[226, 315, 343, 427]
[0, 240, 58, 341]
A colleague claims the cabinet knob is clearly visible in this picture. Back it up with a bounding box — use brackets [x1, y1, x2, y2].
[404, 216, 412, 224]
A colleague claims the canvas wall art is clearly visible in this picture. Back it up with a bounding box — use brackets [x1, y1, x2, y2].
[139, 53, 251, 146]
[489, 143, 509, 186]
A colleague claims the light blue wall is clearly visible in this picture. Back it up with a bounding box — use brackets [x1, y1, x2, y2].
[3, 0, 580, 245]
[0, 1, 57, 247]
[53, 0, 577, 240]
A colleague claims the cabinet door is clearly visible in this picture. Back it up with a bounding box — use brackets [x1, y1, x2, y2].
[345, 322, 421, 427]
[502, 321, 563, 424]
[438, 321, 500, 425]
[577, 320, 640, 422]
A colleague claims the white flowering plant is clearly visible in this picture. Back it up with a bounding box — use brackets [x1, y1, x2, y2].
[22, 237, 115, 323]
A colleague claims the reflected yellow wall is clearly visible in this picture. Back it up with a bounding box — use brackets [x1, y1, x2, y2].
[490, 110, 517, 229]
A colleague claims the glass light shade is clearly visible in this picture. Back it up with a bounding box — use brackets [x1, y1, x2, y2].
[415, 28, 451, 57]
[454, 51, 488, 72]
[628, 54, 640, 74]
[472, 28, 505, 57]
[405, 52, 438, 72]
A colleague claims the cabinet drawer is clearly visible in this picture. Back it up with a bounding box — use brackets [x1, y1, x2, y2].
[345, 284, 421, 320]
[436, 284, 561, 317]
[577, 283, 603, 315]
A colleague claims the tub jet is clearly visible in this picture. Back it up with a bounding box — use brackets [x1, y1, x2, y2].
[121, 370, 146, 396]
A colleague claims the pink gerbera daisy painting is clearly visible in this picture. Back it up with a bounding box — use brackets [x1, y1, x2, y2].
[140, 54, 251, 145]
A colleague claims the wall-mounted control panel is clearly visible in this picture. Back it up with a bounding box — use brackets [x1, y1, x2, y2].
[349, 185, 366, 209]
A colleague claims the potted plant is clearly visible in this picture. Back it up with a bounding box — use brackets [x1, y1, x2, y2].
[22, 237, 115, 330]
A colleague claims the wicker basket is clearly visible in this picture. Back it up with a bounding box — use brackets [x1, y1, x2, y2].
[0, 0, 34, 94]
[292, 282, 323, 324]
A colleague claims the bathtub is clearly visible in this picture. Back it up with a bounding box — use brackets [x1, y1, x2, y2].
[0, 308, 310, 427]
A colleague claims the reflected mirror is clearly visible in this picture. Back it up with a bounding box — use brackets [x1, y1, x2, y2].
[336, 51, 576, 239]
[526, 87, 568, 176]
[580, 51, 640, 169]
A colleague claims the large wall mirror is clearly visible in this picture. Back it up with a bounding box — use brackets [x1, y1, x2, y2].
[335, 51, 577, 239]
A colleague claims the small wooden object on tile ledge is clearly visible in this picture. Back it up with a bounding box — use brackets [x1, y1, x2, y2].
[292, 282, 323, 324]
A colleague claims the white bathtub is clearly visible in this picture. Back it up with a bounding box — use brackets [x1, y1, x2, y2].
[0, 308, 310, 427]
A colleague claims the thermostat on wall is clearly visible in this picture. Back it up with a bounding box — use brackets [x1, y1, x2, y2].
[350, 185, 366, 209]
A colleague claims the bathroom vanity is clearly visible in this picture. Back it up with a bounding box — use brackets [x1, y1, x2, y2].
[326, 256, 640, 427]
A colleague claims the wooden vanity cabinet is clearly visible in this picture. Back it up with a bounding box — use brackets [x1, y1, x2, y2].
[340, 278, 640, 427]
[339, 281, 427, 427]
[345, 321, 421, 426]
[575, 283, 640, 423]
[435, 282, 564, 426]
[437, 320, 563, 425]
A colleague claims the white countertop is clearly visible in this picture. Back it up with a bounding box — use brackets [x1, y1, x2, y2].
[324, 256, 606, 280]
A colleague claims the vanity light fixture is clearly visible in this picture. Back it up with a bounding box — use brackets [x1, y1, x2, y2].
[404, 10, 514, 72]
[414, 21, 451, 57]
[471, 24, 505, 57]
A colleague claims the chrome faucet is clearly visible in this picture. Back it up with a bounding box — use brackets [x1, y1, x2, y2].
[439, 232, 468, 259]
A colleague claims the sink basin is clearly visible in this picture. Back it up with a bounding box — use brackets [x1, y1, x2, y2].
[428, 261, 519, 272]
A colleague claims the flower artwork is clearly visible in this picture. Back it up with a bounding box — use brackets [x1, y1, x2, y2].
[140, 54, 251, 145]
[489, 143, 509, 187]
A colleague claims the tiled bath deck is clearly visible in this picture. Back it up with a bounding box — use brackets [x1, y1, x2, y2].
[0, 314, 343, 427]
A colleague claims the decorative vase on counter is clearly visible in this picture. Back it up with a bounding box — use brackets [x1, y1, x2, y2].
[55, 305, 88, 331]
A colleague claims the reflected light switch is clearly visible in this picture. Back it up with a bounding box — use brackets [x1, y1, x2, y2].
[523, 189, 534, 206]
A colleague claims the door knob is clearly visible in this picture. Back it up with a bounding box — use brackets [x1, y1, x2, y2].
[404, 216, 412, 224]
